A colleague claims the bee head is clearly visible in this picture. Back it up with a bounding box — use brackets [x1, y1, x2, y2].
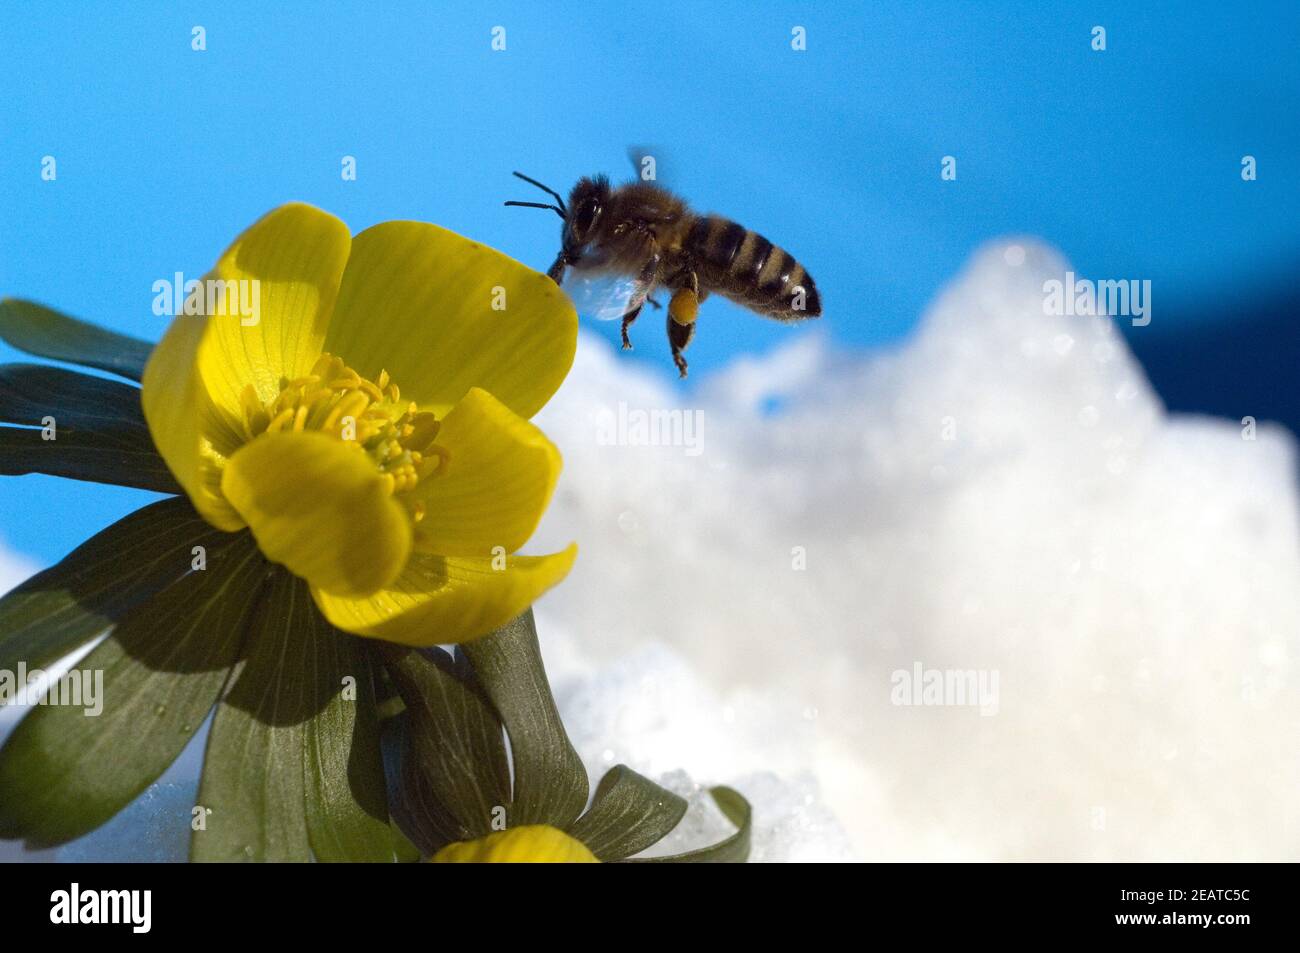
[563, 175, 611, 252]
[504, 171, 610, 284]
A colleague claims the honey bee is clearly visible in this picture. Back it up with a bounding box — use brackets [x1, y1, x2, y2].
[505, 167, 821, 377]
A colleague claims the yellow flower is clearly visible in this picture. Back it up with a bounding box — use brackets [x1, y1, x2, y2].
[142, 204, 577, 645]
[430, 826, 598, 863]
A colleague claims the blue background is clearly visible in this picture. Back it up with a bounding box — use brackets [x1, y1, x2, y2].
[1, 0, 1298, 564]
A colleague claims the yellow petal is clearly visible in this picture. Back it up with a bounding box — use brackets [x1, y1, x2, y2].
[199, 203, 352, 405]
[142, 204, 351, 529]
[430, 825, 597, 863]
[410, 387, 561, 557]
[312, 544, 577, 646]
[222, 431, 412, 597]
[322, 221, 576, 419]
[141, 308, 245, 529]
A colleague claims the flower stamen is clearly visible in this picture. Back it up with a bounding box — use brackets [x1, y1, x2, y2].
[240, 353, 448, 499]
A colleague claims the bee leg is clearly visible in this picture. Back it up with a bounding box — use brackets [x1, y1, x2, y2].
[645, 295, 662, 310]
[668, 286, 699, 326]
[620, 304, 643, 350]
[547, 252, 569, 285]
[621, 245, 661, 350]
[667, 309, 695, 378]
[665, 272, 700, 377]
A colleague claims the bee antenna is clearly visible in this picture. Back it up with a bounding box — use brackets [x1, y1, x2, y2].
[504, 200, 567, 221]
[511, 171, 568, 214]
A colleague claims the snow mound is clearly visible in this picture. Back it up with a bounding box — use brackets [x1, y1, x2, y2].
[532, 238, 1300, 861]
[549, 639, 856, 861]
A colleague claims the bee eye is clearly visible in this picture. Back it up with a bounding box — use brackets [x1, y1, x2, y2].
[572, 201, 600, 239]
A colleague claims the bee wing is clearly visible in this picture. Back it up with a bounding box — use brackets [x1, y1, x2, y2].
[561, 270, 653, 322]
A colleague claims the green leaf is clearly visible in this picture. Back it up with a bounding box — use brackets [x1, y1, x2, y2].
[0, 363, 179, 493]
[623, 786, 753, 864]
[460, 609, 589, 828]
[302, 633, 393, 862]
[380, 711, 464, 856]
[0, 298, 152, 382]
[192, 572, 308, 862]
[388, 818, 423, 863]
[192, 571, 392, 862]
[0, 528, 265, 846]
[0, 497, 230, 679]
[568, 764, 689, 861]
[380, 646, 511, 854]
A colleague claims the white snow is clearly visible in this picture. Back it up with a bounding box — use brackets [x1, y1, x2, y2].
[548, 640, 857, 860]
[0, 540, 40, 750]
[0, 540, 37, 599]
[531, 238, 1300, 861]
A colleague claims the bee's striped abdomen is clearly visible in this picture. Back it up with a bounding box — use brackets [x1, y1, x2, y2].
[684, 215, 821, 320]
